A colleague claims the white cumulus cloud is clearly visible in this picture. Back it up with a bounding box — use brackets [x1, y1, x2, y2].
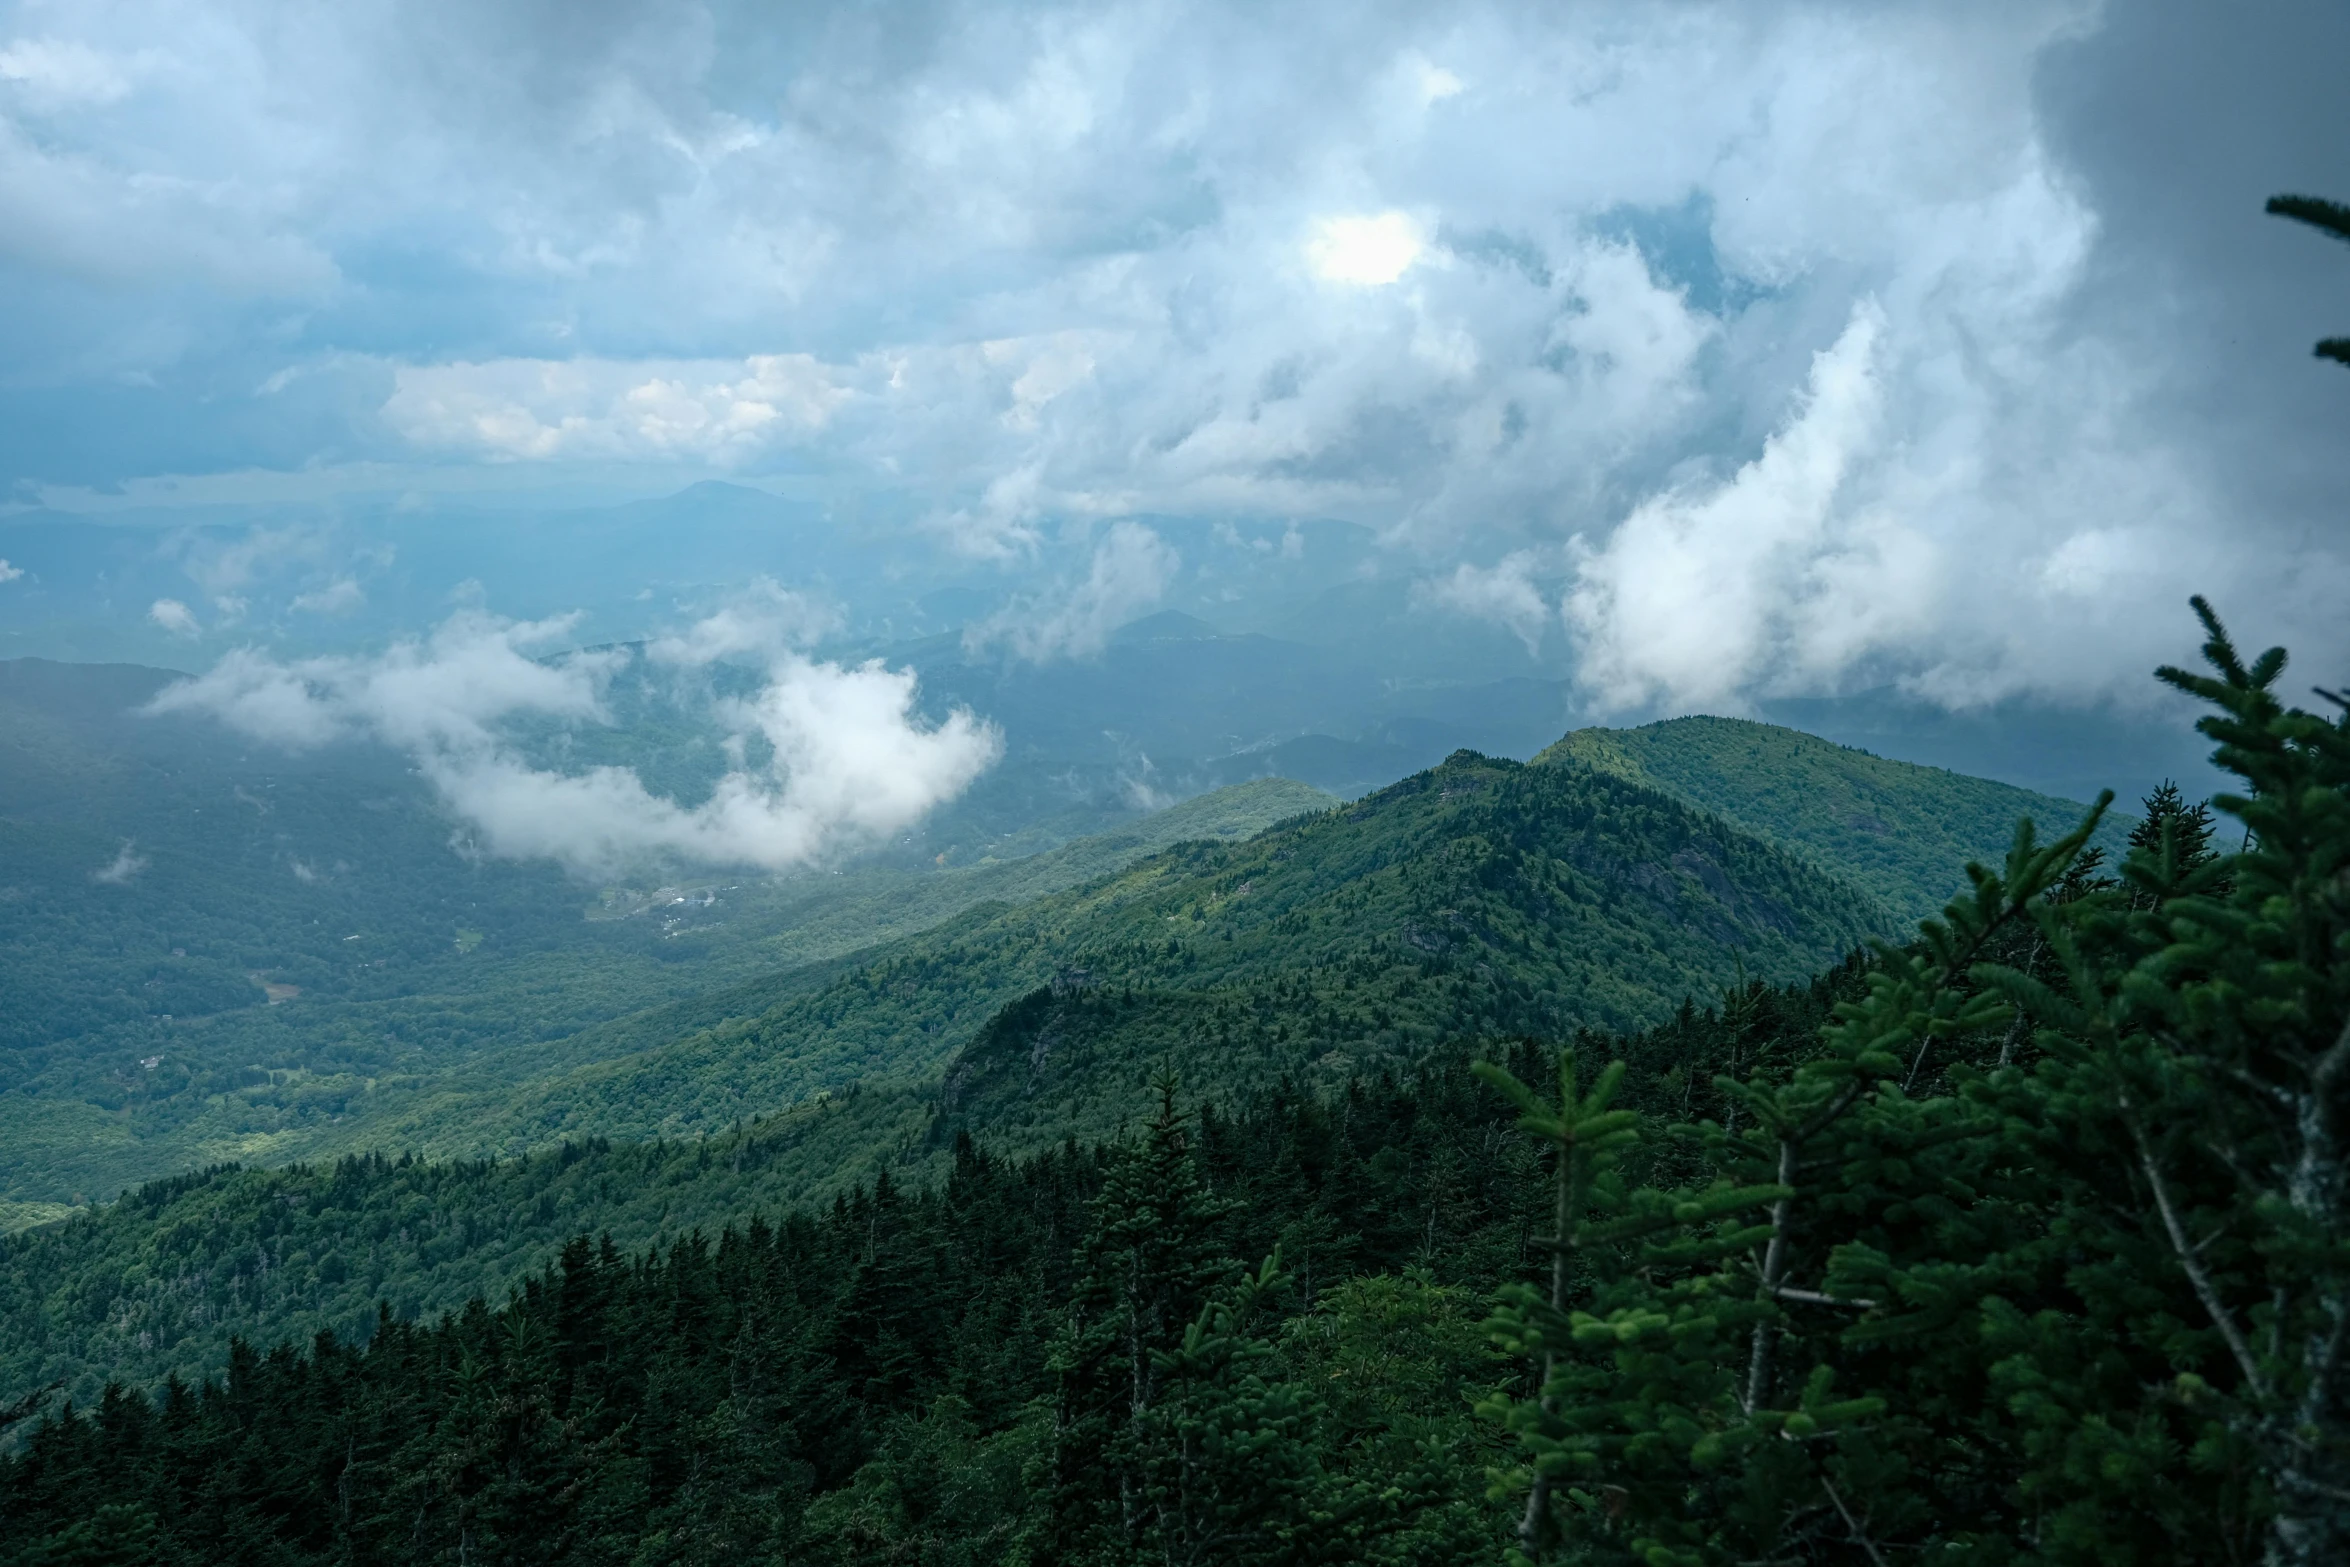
[1567, 302, 1888, 713]
[968, 522, 1179, 662]
[1422, 551, 1557, 655]
[144, 599, 1000, 876]
[384, 354, 850, 463]
[1307, 212, 1427, 286]
[2, 0, 2343, 712]
[147, 598, 199, 636]
[290, 577, 363, 615]
[0, 36, 143, 112]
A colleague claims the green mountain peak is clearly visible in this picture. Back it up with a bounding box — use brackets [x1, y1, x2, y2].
[1537, 713, 2132, 923]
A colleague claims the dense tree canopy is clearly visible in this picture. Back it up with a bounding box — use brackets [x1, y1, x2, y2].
[4, 596, 2345, 1562]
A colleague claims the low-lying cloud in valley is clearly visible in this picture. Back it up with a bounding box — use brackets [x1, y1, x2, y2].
[145, 597, 1002, 876]
[967, 522, 1179, 663]
[90, 840, 147, 885]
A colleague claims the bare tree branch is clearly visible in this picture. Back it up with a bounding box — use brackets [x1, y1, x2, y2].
[2133, 1123, 2272, 1402]
[1822, 1476, 1891, 1567]
[1772, 1285, 1880, 1311]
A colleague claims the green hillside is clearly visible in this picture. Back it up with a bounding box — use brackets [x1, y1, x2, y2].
[0, 747, 1888, 1405]
[1538, 715, 2136, 923]
[293, 749, 1890, 1170]
[0, 1053, 1580, 1559]
[0, 772, 1333, 1207]
[0, 957, 1863, 1421]
[7, 638, 2332, 1564]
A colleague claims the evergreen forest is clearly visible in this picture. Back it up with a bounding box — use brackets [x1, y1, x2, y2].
[0, 592, 2345, 1564]
[1, 3, 2344, 1562]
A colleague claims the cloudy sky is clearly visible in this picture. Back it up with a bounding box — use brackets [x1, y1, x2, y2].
[2, 1, 2345, 752]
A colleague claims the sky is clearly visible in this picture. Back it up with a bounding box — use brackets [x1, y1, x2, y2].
[1, 0, 2345, 867]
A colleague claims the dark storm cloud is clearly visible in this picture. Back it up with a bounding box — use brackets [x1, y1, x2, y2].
[2036, 0, 2350, 540]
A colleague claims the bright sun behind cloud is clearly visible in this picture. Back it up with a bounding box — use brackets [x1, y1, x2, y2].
[1306, 212, 1426, 286]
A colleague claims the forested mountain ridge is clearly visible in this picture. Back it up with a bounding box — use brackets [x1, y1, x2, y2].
[1, 643, 2072, 1214]
[0, 648, 1327, 1073]
[295, 749, 1892, 1169]
[6, 600, 2348, 1563]
[0, 749, 1889, 1410]
[1539, 714, 2133, 922]
[0, 663, 1329, 1206]
[0, 974, 1860, 1447]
